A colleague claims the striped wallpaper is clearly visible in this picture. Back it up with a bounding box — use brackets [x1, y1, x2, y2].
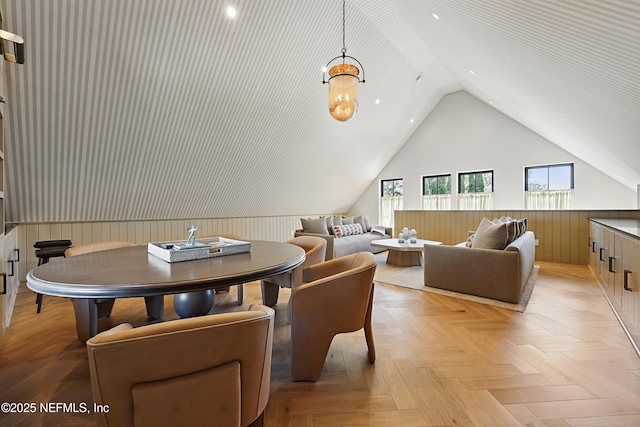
[16, 213, 326, 281]
[0, 0, 638, 227]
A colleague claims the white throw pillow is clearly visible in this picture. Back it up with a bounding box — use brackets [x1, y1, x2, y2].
[370, 225, 386, 236]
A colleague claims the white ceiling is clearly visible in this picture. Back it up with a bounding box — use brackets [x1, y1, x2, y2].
[1, 0, 638, 222]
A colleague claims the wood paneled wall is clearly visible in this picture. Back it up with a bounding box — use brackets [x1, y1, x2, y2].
[395, 210, 640, 265]
[16, 215, 317, 281]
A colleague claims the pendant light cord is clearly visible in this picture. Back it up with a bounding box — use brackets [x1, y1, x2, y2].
[341, 0, 347, 55]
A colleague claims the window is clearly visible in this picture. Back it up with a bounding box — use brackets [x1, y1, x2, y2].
[422, 174, 451, 210]
[525, 163, 574, 209]
[380, 178, 403, 227]
[458, 170, 493, 210]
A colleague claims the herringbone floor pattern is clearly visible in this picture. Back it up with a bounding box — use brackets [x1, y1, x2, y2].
[1, 262, 639, 426]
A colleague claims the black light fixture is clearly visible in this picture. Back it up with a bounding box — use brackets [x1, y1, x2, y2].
[322, 0, 365, 122]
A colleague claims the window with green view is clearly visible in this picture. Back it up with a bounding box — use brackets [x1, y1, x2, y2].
[458, 170, 493, 193]
[422, 174, 451, 195]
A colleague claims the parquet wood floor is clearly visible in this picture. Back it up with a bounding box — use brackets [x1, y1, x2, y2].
[1, 262, 639, 426]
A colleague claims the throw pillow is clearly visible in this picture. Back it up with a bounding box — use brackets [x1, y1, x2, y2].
[518, 218, 528, 235]
[362, 216, 371, 231]
[495, 216, 519, 244]
[354, 215, 368, 233]
[326, 216, 334, 234]
[342, 216, 354, 225]
[472, 217, 509, 250]
[332, 223, 364, 238]
[353, 215, 371, 233]
[301, 217, 330, 235]
[370, 225, 386, 236]
[465, 233, 476, 247]
[332, 216, 343, 226]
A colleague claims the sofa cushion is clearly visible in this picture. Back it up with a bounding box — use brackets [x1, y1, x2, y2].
[301, 217, 330, 235]
[332, 223, 363, 238]
[472, 217, 509, 250]
[332, 232, 384, 258]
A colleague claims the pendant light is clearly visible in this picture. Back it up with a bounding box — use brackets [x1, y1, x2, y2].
[322, 0, 365, 122]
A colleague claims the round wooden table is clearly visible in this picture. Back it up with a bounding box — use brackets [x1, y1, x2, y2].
[27, 240, 305, 341]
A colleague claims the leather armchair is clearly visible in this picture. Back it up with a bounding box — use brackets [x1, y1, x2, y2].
[65, 242, 165, 342]
[86, 305, 275, 427]
[260, 236, 327, 306]
[289, 251, 377, 381]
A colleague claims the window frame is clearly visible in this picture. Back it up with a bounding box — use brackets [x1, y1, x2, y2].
[380, 178, 404, 198]
[524, 163, 574, 191]
[457, 170, 494, 194]
[422, 174, 451, 196]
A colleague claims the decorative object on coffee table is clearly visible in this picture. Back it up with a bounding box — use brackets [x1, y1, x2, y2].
[185, 225, 200, 247]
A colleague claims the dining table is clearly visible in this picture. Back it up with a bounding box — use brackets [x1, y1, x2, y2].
[26, 240, 306, 342]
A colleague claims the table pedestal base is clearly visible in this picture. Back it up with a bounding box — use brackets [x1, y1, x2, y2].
[72, 295, 164, 342]
[174, 289, 214, 318]
[387, 249, 423, 267]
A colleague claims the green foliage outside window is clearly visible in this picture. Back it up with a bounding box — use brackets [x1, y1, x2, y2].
[459, 171, 493, 193]
[423, 175, 451, 195]
[381, 179, 403, 197]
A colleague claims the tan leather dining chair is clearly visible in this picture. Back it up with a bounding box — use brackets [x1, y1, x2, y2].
[66, 242, 164, 342]
[289, 251, 377, 381]
[86, 305, 275, 427]
[260, 235, 327, 306]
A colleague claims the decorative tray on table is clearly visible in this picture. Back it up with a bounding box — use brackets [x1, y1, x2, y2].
[147, 237, 251, 263]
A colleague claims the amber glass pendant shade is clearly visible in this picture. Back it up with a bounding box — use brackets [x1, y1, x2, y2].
[328, 64, 360, 122]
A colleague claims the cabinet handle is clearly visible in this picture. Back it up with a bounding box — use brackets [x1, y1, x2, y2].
[592, 241, 597, 253]
[608, 256, 617, 273]
[624, 270, 633, 291]
[1, 273, 6, 295]
[588, 236, 592, 247]
[14, 248, 20, 262]
[7, 260, 14, 277]
[599, 247, 606, 262]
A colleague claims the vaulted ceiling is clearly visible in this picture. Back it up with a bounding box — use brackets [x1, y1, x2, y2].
[1, 0, 638, 222]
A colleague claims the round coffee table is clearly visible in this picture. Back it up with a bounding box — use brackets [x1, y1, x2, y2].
[371, 238, 443, 267]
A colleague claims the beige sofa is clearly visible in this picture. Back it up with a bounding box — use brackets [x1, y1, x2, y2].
[294, 215, 391, 260]
[424, 230, 536, 304]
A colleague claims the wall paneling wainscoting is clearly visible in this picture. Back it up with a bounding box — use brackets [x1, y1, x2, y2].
[14, 215, 328, 283]
[394, 210, 640, 265]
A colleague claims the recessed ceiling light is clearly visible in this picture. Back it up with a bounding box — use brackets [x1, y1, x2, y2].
[432, 14, 439, 20]
[226, 6, 237, 19]
[416, 75, 422, 82]
[410, 119, 414, 124]
[375, 99, 381, 105]
[469, 70, 475, 75]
